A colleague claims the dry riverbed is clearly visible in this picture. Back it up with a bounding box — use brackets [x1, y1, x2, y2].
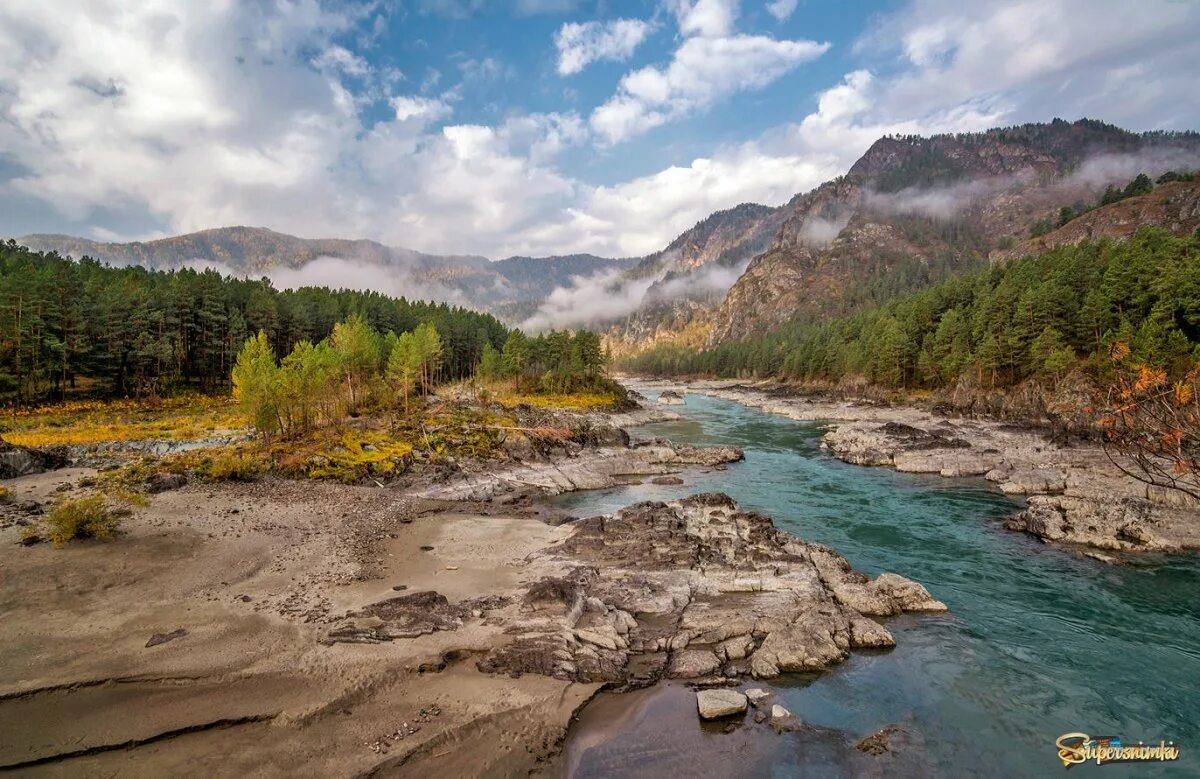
[625, 376, 1200, 557]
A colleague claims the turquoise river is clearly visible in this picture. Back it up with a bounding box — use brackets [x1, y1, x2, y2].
[553, 390, 1200, 778]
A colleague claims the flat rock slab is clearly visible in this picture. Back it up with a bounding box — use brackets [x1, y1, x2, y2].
[696, 689, 747, 719]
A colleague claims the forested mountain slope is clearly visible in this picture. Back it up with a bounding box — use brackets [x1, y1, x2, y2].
[706, 120, 1200, 345]
[624, 227, 1200, 397]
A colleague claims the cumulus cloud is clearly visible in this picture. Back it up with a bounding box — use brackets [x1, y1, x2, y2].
[590, 34, 830, 144]
[666, 0, 740, 38]
[555, 18, 654, 76]
[1, 0, 1199, 266]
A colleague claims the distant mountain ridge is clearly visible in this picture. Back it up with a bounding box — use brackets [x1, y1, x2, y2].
[16, 227, 637, 319]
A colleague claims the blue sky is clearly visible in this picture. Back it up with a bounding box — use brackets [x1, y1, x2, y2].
[1, 0, 1198, 258]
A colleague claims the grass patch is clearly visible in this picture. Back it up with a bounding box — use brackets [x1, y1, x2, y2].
[38, 494, 123, 546]
[0, 485, 12, 503]
[2, 393, 247, 447]
[489, 389, 626, 412]
[96, 401, 518, 487]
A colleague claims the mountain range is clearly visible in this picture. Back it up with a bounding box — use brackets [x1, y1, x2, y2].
[15, 119, 1200, 354]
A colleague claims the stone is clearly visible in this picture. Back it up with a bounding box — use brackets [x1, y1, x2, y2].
[696, 689, 747, 720]
[474, 494, 950, 686]
[650, 475, 684, 485]
[855, 725, 904, 756]
[849, 616, 896, 648]
[145, 472, 187, 493]
[657, 390, 686, 406]
[146, 628, 188, 648]
[668, 649, 721, 678]
[745, 688, 771, 707]
[0, 440, 68, 479]
[769, 704, 798, 731]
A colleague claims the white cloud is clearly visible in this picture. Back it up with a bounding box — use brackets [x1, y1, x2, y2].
[391, 95, 452, 123]
[1, 0, 1198, 270]
[312, 45, 370, 77]
[766, 0, 799, 22]
[555, 18, 654, 76]
[666, 0, 740, 38]
[590, 34, 830, 144]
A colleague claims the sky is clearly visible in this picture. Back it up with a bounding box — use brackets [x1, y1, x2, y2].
[1, 0, 1199, 260]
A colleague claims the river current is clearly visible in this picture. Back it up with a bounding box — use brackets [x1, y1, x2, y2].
[554, 391, 1200, 777]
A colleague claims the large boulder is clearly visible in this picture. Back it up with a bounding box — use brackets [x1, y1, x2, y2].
[696, 689, 747, 719]
[0, 439, 68, 479]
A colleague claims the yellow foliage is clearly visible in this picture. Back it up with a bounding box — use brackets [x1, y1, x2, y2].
[3, 393, 246, 447]
[1175, 381, 1195, 406]
[0, 485, 12, 503]
[197, 452, 266, 482]
[491, 389, 624, 412]
[1133, 365, 1167, 394]
[300, 430, 414, 483]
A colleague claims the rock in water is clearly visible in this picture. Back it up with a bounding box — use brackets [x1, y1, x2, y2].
[745, 688, 772, 707]
[657, 390, 686, 405]
[770, 703, 798, 731]
[856, 725, 904, 756]
[696, 689, 748, 719]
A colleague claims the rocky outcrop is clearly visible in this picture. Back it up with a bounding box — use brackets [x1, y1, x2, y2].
[995, 179, 1200, 262]
[0, 439, 67, 479]
[409, 439, 743, 501]
[822, 417, 1200, 553]
[473, 493, 944, 686]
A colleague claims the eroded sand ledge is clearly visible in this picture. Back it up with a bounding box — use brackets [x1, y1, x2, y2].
[626, 377, 1200, 555]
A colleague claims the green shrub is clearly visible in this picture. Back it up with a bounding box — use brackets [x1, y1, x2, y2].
[43, 495, 121, 546]
[0, 485, 12, 504]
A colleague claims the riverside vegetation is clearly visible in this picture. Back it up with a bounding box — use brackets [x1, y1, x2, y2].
[1, 241, 627, 543]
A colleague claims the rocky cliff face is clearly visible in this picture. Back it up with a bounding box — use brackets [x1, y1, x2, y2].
[995, 179, 1200, 260]
[602, 202, 789, 352]
[703, 121, 1200, 346]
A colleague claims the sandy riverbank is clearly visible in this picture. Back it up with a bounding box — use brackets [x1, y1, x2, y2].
[0, 390, 947, 776]
[622, 377, 1200, 556]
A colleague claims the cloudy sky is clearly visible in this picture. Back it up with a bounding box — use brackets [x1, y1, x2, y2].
[2, 0, 1198, 259]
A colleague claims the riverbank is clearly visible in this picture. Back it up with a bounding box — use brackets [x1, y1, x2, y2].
[623, 377, 1200, 556]
[1, 390, 945, 776]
